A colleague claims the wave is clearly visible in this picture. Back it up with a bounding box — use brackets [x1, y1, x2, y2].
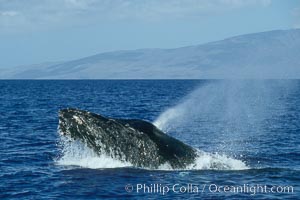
[55, 137, 248, 170]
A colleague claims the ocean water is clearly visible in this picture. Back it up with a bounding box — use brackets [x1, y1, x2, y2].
[0, 80, 299, 199]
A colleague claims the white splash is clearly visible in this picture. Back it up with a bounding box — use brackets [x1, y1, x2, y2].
[56, 138, 132, 169]
[187, 151, 248, 170]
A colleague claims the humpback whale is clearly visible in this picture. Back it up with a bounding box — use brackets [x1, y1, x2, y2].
[59, 108, 197, 169]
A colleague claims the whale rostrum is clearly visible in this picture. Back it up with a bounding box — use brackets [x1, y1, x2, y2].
[59, 108, 197, 169]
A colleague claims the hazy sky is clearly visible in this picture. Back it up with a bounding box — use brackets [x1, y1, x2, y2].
[0, 0, 299, 68]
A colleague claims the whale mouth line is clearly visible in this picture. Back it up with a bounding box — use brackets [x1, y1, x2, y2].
[57, 108, 248, 170]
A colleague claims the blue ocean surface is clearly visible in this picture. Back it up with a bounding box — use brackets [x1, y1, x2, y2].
[0, 80, 299, 199]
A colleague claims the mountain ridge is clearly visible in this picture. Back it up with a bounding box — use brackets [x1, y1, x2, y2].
[1, 29, 300, 79]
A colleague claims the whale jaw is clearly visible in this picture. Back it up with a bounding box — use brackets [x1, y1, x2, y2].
[58, 108, 197, 169]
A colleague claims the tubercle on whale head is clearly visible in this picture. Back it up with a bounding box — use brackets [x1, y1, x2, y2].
[58, 108, 110, 142]
[58, 108, 89, 138]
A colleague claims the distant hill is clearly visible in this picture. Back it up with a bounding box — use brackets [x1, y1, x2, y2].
[1, 29, 300, 79]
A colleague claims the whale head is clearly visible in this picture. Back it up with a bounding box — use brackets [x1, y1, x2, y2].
[59, 108, 106, 140]
[58, 108, 197, 169]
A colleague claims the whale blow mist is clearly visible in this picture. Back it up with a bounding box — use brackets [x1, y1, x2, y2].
[154, 80, 295, 158]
